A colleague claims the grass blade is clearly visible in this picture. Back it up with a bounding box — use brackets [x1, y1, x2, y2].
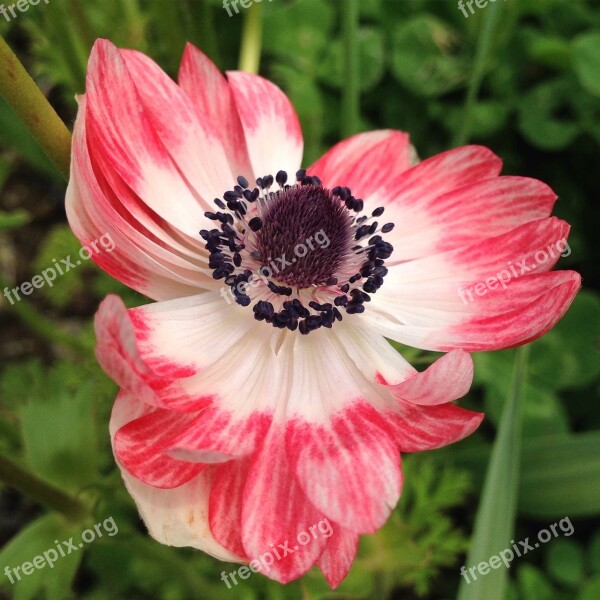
[457, 344, 529, 599]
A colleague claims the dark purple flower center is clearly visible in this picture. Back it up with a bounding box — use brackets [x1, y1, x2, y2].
[255, 185, 353, 288]
[200, 170, 396, 335]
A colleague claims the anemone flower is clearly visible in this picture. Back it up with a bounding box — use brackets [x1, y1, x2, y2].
[65, 39, 580, 586]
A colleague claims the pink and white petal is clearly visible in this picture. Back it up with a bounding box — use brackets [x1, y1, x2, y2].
[95, 295, 169, 409]
[89, 138, 215, 274]
[109, 392, 241, 562]
[241, 425, 329, 584]
[168, 408, 272, 462]
[85, 40, 208, 238]
[381, 176, 557, 261]
[127, 291, 255, 378]
[443, 217, 572, 281]
[283, 330, 402, 533]
[429, 270, 581, 351]
[429, 176, 557, 254]
[366, 270, 580, 352]
[67, 172, 208, 301]
[209, 458, 251, 559]
[364, 218, 576, 350]
[227, 71, 303, 180]
[95, 292, 255, 411]
[317, 527, 359, 589]
[287, 403, 402, 533]
[67, 97, 214, 300]
[360, 145, 504, 262]
[386, 402, 484, 453]
[169, 341, 299, 562]
[307, 130, 414, 199]
[121, 468, 243, 561]
[113, 408, 205, 488]
[67, 171, 181, 300]
[370, 217, 571, 307]
[155, 321, 294, 421]
[179, 44, 253, 180]
[373, 145, 502, 208]
[120, 49, 233, 207]
[385, 350, 473, 406]
[106, 301, 293, 437]
[331, 318, 417, 385]
[83, 92, 212, 267]
[281, 324, 395, 422]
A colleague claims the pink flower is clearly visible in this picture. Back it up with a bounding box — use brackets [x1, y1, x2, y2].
[66, 39, 580, 586]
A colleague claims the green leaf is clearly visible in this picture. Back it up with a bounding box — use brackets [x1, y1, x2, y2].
[358, 0, 382, 19]
[504, 579, 519, 600]
[430, 99, 511, 138]
[519, 432, 600, 518]
[528, 34, 572, 70]
[32, 224, 96, 309]
[390, 15, 467, 97]
[578, 575, 600, 600]
[474, 292, 600, 393]
[518, 79, 580, 150]
[483, 381, 569, 438]
[262, 0, 334, 66]
[0, 514, 83, 600]
[588, 530, 600, 573]
[18, 380, 100, 491]
[457, 346, 529, 600]
[0, 360, 46, 409]
[517, 564, 557, 600]
[445, 431, 600, 518]
[0, 209, 30, 232]
[572, 32, 600, 97]
[526, 290, 600, 390]
[545, 538, 585, 587]
[317, 27, 384, 92]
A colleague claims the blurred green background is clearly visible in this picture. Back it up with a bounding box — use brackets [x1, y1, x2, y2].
[0, 0, 599, 599]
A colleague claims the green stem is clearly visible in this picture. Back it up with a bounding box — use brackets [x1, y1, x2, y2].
[457, 344, 529, 600]
[341, 0, 360, 138]
[452, 0, 503, 147]
[0, 274, 93, 354]
[0, 35, 71, 181]
[0, 453, 88, 522]
[238, 2, 263, 74]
